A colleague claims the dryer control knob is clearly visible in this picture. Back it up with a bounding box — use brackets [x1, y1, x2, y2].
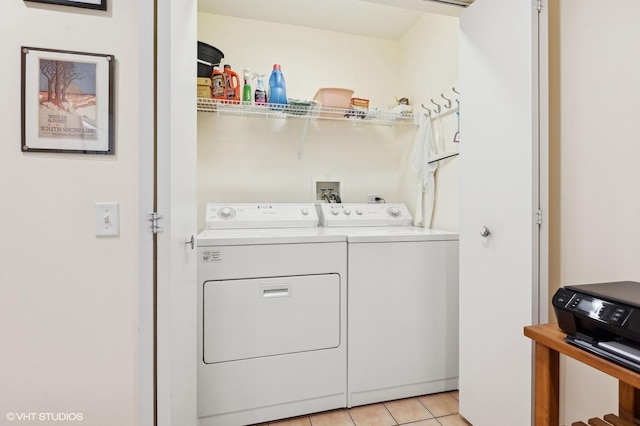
[344, 209, 351, 215]
[331, 209, 339, 216]
[301, 208, 309, 215]
[218, 207, 235, 219]
[356, 209, 363, 215]
[388, 207, 401, 217]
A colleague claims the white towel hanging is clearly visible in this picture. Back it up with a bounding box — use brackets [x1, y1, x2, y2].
[411, 113, 438, 227]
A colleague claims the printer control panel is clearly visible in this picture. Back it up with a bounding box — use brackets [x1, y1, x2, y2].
[554, 289, 631, 326]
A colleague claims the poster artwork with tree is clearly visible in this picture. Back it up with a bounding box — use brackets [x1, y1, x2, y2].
[38, 58, 98, 140]
[21, 47, 114, 154]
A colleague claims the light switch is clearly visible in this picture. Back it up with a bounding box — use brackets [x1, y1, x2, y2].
[95, 202, 120, 237]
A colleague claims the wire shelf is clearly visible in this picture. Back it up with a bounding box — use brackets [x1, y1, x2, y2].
[196, 98, 415, 126]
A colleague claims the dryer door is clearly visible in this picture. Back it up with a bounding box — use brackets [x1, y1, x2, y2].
[203, 274, 341, 363]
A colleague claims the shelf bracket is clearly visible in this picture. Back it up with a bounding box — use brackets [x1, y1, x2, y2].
[297, 116, 312, 159]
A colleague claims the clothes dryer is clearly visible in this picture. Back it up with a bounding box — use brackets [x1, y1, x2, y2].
[197, 203, 347, 426]
[317, 203, 459, 407]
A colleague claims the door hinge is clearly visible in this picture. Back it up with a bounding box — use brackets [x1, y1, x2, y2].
[536, 209, 543, 226]
[536, 0, 542, 12]
[149, 212, 163, 234]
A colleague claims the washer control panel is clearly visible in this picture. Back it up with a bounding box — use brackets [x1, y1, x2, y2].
[205, 203, 318, 229]
[317, 203, 412, 227]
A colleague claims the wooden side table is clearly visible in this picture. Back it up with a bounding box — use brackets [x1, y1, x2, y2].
[524, 323, 640, 426]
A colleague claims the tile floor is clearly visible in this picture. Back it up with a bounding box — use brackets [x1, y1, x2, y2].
[253, 391, 471, 426]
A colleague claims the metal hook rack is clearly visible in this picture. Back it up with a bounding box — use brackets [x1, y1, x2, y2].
[441, 93, 452, 109]
[451, 87, 460, 105]
[430, 99, 442, 114]
[420, 87, 460, 119]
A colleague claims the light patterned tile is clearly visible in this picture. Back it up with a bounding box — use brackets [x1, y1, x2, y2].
[348, 403, 396, 426]
[418, 393, 459, 417]
[384, 398, 433, 424]
[399, 420, 440, 426]
[252, 393, 464, 426]
[270, 415, 312, 426]
[310, 409, 355, 426]
[435, 414, 472, 426]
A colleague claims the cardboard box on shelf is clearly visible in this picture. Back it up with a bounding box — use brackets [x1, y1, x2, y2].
[197, 77, 212, 98]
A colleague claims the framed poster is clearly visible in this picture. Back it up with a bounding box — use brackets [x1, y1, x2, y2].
[21, 47, 114, 155]
[24, 0, 107, 11]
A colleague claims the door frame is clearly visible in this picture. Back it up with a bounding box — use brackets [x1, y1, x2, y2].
[140, 1, 550, 424]
[139, 0, 199, 425]
[139, 0, 156, 424]
[536, 0, 550, 326]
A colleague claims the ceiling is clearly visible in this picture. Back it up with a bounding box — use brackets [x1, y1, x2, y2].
[197, 0, 464, 40]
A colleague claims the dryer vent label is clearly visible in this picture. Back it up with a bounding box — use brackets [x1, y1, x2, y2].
[201, 250, 222, 263]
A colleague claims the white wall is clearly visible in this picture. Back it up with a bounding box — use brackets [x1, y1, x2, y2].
[0, 3, 142, 426]
[196, 12, 460, 231]
[550, 0, 640, 423]
[397, 13, 460, 231]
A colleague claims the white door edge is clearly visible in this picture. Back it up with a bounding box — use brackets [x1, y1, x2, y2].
[155, 0, 199, 425]
[139, 0, 156, 424]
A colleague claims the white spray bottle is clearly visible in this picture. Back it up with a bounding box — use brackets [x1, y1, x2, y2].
[253, 73, 267, 105]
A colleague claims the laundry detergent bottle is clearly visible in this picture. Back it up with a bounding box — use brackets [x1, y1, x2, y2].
[211, 67, 225, 100]
[268, 64, 287, 108]
[222, 64, 240, 103]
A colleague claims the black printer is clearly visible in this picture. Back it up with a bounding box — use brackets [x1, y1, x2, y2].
[553, 281, 640, 372]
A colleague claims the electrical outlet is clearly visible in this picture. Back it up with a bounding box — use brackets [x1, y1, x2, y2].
[368, 195, 384, 204]
[95, 202, 120, 237]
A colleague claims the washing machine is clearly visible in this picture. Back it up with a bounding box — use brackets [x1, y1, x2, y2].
[317, 203, 459, 407]
[197, 203, 347, 426]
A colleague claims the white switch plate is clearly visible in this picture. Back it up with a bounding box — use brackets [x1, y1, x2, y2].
[95, 202, 120, 237]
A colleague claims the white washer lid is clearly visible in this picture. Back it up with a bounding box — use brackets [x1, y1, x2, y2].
[324, 226, 459, 243]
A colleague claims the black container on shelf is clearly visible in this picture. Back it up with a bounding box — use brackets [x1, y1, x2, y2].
[197, 41, 224, 78]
